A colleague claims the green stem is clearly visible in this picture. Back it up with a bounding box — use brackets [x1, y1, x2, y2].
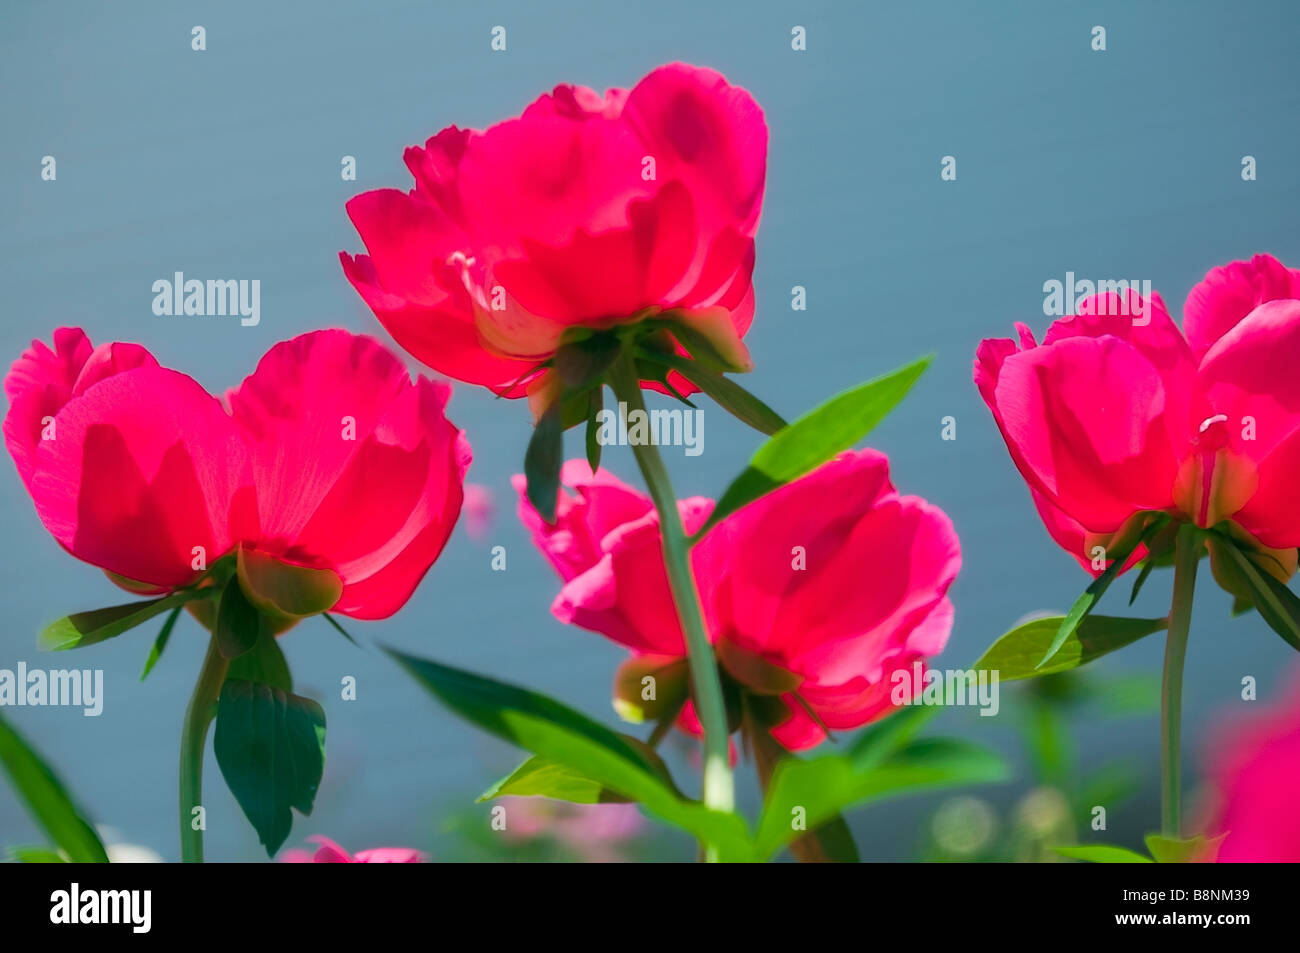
[1160, 524, 1199, 838]
[179, 632, 230, 863]
[607, 352, 735, 856]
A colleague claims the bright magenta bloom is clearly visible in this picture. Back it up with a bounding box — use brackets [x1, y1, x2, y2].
[281, 836, 425, 863]
[975, 254, 1300, 574]
[4, 328, 469, 619]
[341, 62, 767, 404]
[515, 451, 960, 750]
[1200, 672, 1300, 862]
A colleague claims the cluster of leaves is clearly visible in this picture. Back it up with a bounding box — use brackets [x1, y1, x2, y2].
[28, 548, 352, 857]
[1018, 516, 1300, 676]
[392, 652, 1005, 862]
[970, 513, 1300, 863]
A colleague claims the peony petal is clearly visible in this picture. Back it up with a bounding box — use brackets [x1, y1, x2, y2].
[29, 365, 251, 588]
[4, 328, 95, 491]
[329, 381, 470, 621]
[493, 182, 698, 327]
[344, 189, 468, 306]
[403, 125, 474, 228]
[454, 99, 653, 260]
[1198, 299, 1300, 463]
[513, 460, 655, 583]
[306, 836, 355, 863]
[1184, 254, 1300, 360]
[1226, 417, 1300, 549]
[341, 251, 537, 394]
[352, 847, 425, 863]
[229, 330, 469, 618]
[692, 450, 958, 746]
[1041, 290, 1197, 444]
[769, 495, 960, 687]
[552, 512, 687, 656]
[695, 450, 899, 658]
[993, 335, 1183, 531]
[622, 63, 767, 240]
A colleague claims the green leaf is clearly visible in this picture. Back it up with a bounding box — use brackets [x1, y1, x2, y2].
[1128, 559, 1158, 605]
[1090, 673, 1161, 716]
[213, 680, 326, 856]
[1053, 844, 1153, 863]
[322, 612, 360, 647]
[139, 606, 183, 681]
[0, 711, 109, 863]
[9, 846, 67, 863]
[753, 736, 1007, 860]
[215, 575, 263, 660]
[1024, 700, 1072, 788]
[226, 626, 292, 692]
[39, 589, 206, 652]
[388, 650, 754, 859]
[479, 756, 632, 804]
[642, 350, 786, 436]
[524, 401, 564, 523]
[976, 615, 1168, 681]
[584, 386, 604, 473]
[846, 705, 938, 771]
[1219, 539, 1300, 650]
[748, 713, 861, 863]
[237, 547, 342, 618]
[1037, 523, 1156, 669]
[1145, 833, 1223, 864]
[697, 356, 930, 537]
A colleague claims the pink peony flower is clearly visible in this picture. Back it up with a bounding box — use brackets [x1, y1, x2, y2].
[341, 62, 767, 408]
[1200, 672, 1300, 862]
[280, 836, 425, 863]
[975, 254, 1300, 575]
[499, 798, 644, 863]
[515, 451, 960, 750]
[4, 328, 469, 620]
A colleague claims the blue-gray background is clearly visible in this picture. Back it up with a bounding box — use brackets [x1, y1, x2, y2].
[2, 0, 1297, 861]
